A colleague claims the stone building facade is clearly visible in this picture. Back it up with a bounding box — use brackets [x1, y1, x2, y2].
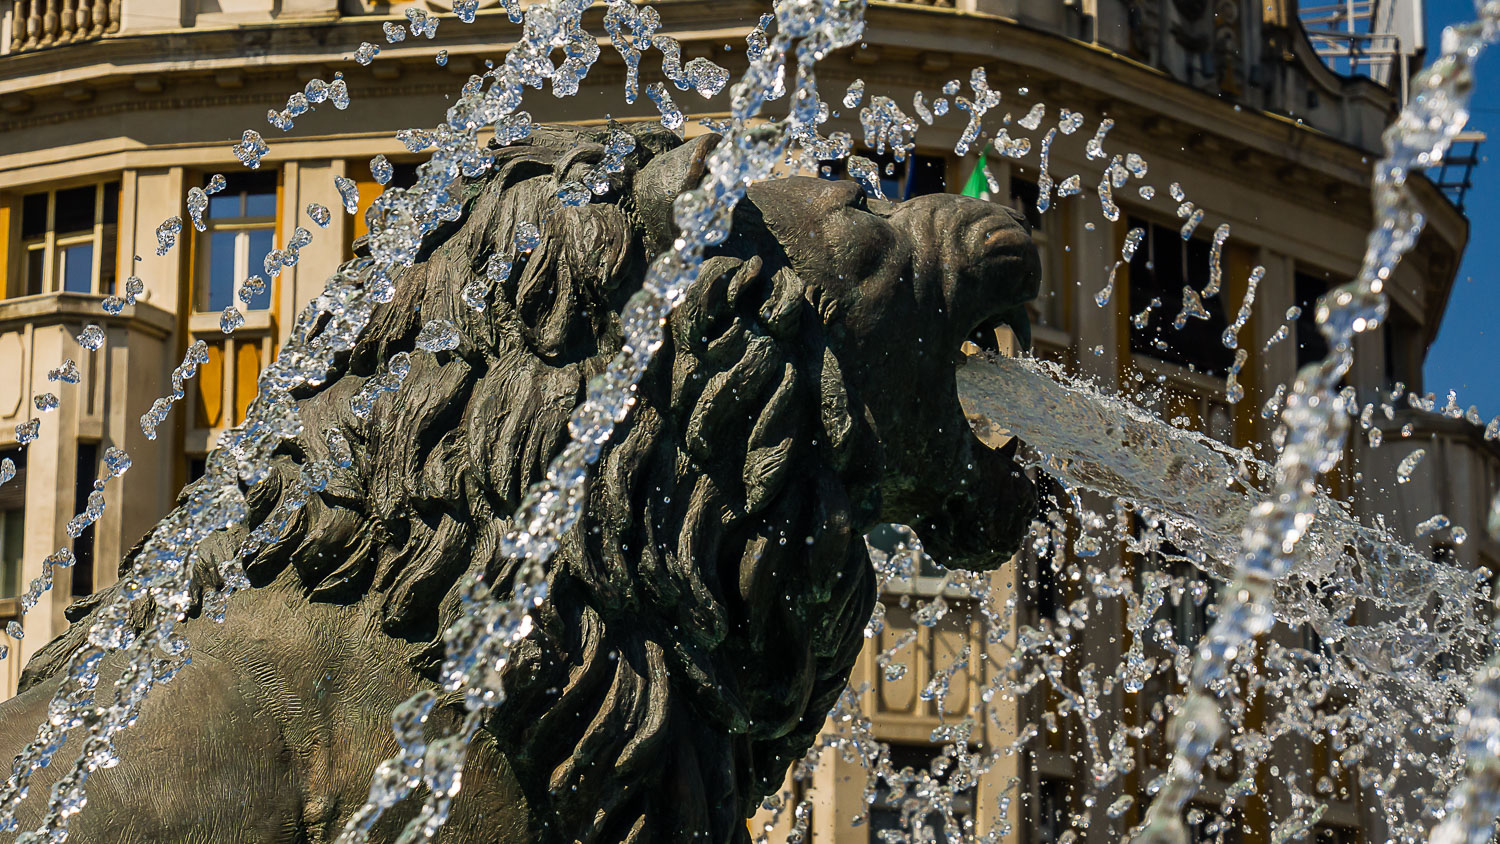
[0, 0, 1491, 842]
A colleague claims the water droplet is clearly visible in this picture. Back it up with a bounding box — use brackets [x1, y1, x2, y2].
[354, 41, 380, 65]
[1397, 449, 1426, 484]
[154, 216, 182, 257]
[239, 276, 267, 306]
[233, 129, 270, 169]
[306, 203, 331, 228]
[221, 307, 245, 334]
[335, 176, 360, 214]
[514, 221, 542, 254]
[14, 419, 39, 445]
[187, 187, 209, 232]
[48, 360, 81, 384]
[1018, 102, 1046, 130]
[843, 79, 865, 109]
[370, 154, 394, 186]
[415, 319, 460, 352]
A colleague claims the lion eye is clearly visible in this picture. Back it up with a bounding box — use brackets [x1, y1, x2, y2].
[982, 227, 1013, 250]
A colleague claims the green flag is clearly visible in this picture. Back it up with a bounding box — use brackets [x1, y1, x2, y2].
[961, 144, 994, 200]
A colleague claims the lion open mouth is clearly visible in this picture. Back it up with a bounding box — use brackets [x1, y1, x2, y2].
[966, 304, 1032, 356]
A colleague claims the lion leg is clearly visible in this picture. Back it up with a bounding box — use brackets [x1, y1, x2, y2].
[0, 648, 306, 843]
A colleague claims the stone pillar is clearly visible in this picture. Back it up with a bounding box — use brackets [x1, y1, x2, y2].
[1250, 248, 1295, 448]
[117, 0, 184, 33]
[19, 323, 73, 663]
[977, 562, 1023, 844]
[126, 167, 187, 314]
[1070, 203, 1120, 390]
[283, 158, 349, 333]
[100, 308, 172, 591]
[275, 0, 337, 20]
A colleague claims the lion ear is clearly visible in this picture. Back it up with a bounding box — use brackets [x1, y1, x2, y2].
[631, 133, 722, 251]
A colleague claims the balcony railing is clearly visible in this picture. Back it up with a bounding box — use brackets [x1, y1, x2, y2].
[5, 0, 118, 55]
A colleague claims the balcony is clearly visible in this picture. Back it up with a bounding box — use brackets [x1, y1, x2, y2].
[2, 0, 118, 55]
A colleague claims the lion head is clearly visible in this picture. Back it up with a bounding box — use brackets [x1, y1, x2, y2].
[22, 124, 1039, 843]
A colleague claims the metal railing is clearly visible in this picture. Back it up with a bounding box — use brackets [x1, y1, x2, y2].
[6, 0, 118, 54]
[1299, 0, 1421, 101]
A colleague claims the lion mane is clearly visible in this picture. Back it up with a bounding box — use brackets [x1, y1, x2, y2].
[23, 123, 1035, 843]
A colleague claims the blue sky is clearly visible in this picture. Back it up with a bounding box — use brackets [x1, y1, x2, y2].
[1423, 0, 1500, 418]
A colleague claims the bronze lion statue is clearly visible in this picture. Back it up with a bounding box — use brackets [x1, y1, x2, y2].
[0, 124, 1039, 843]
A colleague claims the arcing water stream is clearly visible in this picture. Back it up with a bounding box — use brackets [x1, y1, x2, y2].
[1, 0, 1499, 842]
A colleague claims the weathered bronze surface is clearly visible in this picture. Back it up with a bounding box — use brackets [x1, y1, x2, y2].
[0, 125, 1039, 843]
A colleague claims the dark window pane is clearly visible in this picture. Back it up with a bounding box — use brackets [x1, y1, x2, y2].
[20, 193, 48, 239]
[1011, 178, 1043, 231]
[867, 744, 976, 843]
[207, 231, 238, 312]
[208, 172, 277, 219]
[0, 509, 21, 598]
[1127, 217, 1234, 376]
[1036, 779, 1069, 844]
[24, 249, 44, 297]
[99, 226, 117, 296]
[187, 457, 207, 483]
[908, 155, 946, 197]
[54, 186, 97, 234]
[819, 150, 946, 202]
[101, 181, 120, 225]
[244, 229, 275, 310]
[60, 243, 94, 293]
[1295, 272, 1331, 369]
[0, 450, 27, 599]
[391, 163, 421, 189]
[72, 442, 96, 596]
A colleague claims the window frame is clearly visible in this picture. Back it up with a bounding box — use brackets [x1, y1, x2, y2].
[1124, 214, 1236, 377]
[0, 449, 26, 601]
[192, 172, 280, 314]
[9, 181, 120, 299]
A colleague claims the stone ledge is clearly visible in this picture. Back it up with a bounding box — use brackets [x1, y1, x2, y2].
[0, 292, 176, 339]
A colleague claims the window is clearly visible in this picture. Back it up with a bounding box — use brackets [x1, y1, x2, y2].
[1024, 473, 1067, 623]
[13, 182, 120, 299]
[867, 744, 976, 842]
[0, 451, 25, 599]
[72, 442, 96, 596]
[1187, 806, 1243, 844]
[1382, 303, 1420, 391]
[1033, 778, 1070, 844]
[1127, 217, 1234, 376]
[1294, 271, 1332, 369]
[1315, 826, 1360, 844]
[1136, 521, 1220, 649]
[1011, 178, 1064, 331]
[386, 162, 421, 190]
[195, 172, 277, 313]
[820, 149, 946, 202]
